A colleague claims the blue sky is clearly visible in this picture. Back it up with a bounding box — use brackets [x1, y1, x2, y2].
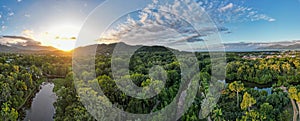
[0, 0, 299, 50]
[222, 0, 300, 43]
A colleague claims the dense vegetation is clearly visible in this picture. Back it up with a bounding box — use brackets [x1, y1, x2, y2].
[1, 46, 300, 121]
[226, 55, 300, 85]
[56, 46, 299, 121]
[0, 53, 71, 120]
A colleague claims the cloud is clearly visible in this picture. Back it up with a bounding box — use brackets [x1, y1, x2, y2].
[198, 0, 276, 23]
[55, 36, 77, 40]
[24, 13, 31, 18]
[8, 12, 14, 16]
[268, 18, 276, 22]
[2, 36, 34, 41]
[101, 0, 220, 46]
[219, 3, 233, 12]
[99, 0, 275, 50]
[251, 14, 276, 22]
[0, 35, 41, 46]
[22, 29, 35, 38]
[1, 26, 7, 31]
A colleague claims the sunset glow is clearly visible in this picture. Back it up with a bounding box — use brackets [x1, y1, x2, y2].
[36, 24, 79, 51]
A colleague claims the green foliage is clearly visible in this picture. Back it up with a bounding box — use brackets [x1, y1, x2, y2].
[1, 50, 298, 121]
[229, 81, 245, 107]
[240, 110, 265, 121]
[0, 53, 71, 120]
[240, 92, 256, 111]
[1, 103, 18, 121]
[53, 72, 95, 121]
[226, 55, 300, 85]
[259, 103, 274, 119]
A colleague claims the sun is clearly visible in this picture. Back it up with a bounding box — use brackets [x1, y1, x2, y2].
[54, 40, 76, 52]
[37, 24, 80, 51]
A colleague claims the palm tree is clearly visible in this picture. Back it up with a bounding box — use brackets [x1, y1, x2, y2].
[228, 81, 245, 107]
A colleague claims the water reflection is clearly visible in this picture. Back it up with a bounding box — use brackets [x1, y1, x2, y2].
[254, 87, 272, 95]
[24, 82, 57, 121]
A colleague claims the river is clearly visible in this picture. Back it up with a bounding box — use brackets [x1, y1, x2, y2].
[24, 82, 57, 121]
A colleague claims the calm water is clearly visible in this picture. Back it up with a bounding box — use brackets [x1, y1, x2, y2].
[222, 80, 273, 95]
[24, 82, 57, 121]
[254, 87, 272, 95]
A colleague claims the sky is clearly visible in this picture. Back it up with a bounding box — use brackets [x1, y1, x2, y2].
[222, 0, 300, 43]
[0, 0, 299, 51]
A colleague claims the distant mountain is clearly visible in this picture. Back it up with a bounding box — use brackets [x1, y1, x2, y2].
[223, 42, 265, 51]
[14, 45, 58, 51]
[0, 44, 69, 55]
[73, 42, 140, 56]
[73, 40, 300, 55]
[0, 44, 20, 52]
[0, 35, 69, 55]
[73, 43, 116, 56]
[73, 42, 179, 57]
[217, 40, 300, 52]
[258, 43, 300, 50]
[2, 34, 300, 54]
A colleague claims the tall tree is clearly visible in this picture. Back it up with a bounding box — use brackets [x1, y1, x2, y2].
[240, 92, 256, 111]
[288, 86, 300, 121]
[229, 81, 245, 107]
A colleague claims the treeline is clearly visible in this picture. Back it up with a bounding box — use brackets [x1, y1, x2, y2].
[227, 56, 300, 85]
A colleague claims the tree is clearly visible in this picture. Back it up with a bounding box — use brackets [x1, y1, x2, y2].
[229, 81, 245, 107]
[288, 86, 300, 121]
[278, 110, 292, 121]
[240, 110, 265, 121]
[211, 108, 223, 121]
[0, 83, 11, 103]
[0, 103, 18, 121]
[240, 92, 256, 111]
[259, 103, 274, 120]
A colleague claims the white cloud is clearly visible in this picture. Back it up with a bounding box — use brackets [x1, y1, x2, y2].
[17, 0, 22, 2]
[1, 26, 7, 30]
[219, 3, 233, 12]
[268, 18, 276, 22]
[24, 13, 31, 18]
[22, 29, 35, 38]
[0, 35, 41, 47]
[8, 12, 14, 16]
[139, 12, 148, 24]
[99, 0, 275, 50]
[252, 14, 276, 22]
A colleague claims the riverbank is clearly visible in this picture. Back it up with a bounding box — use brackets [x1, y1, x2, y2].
[24, 82, 57, 121]
[17, 78, 45, 110]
